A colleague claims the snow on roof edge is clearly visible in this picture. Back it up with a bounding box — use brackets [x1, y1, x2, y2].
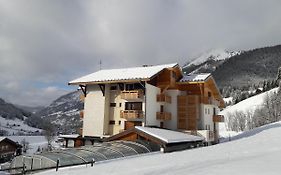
[135, 126, 203, 144]
[69, 63, 178, 85]
[180, 73, 211, 82]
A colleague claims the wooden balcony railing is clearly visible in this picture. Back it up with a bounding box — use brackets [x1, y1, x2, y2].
[157, 94, 172, 103]
[121, 90, 144, 100]
[213, 115, 224, 122]
[120, 110, 144, 119]
[79, 110, 84, 119]
[201, 97, 220, 106]
[156, 112, 172, 121]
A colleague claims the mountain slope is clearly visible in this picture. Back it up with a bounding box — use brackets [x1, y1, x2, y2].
[219, 87, 279, 138]
[183, 45, 281, 89]
[220, 87, 279, 116]
[182, 49, 240, 74]
[36, 91, 83, 133]
[38, 121, 281, 175]
[0, 98, 30, 120]
[16, 105, 44, 114]
[212, 45, 281, 88]
[0, 98, 42, 135]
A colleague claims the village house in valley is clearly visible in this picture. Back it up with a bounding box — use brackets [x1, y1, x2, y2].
[0, 137, 22, 163]
[68, 63, 225, 146]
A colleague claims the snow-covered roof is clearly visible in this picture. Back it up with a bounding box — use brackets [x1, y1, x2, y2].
[69, 63, 178, 85]
[135, 127, 203, 143]
[0, 137, 6, 142]
[59, 134, 80, 139]
[180, 73, 211, 82]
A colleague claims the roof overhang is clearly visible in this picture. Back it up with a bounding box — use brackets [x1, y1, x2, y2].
[68, 63, 180, 86]
[68, 78, 150, 86]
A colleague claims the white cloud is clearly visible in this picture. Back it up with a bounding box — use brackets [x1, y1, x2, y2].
[1, 0, 281, 106]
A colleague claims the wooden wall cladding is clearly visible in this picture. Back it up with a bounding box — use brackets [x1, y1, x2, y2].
[177, 95, 199, 131]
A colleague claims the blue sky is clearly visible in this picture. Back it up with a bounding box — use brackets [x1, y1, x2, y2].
[1, 0, 281, 106]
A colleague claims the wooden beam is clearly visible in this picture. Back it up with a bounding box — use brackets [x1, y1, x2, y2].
[79, 85, 87, 97]
[118, 83, 124, 91]
[98, 84, 105, 96]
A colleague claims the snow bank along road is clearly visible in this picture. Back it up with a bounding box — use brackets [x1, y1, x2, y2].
[38, 122, 281, 175]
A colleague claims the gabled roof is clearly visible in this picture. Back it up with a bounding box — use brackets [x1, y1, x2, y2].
[0, 137, 6, 142]
[69, 63, 179, 85]
[0, 137, 21, 147]
[179, 73, 211, 82]
[106, 127, 203, 144]
[135, 127, 203, 144]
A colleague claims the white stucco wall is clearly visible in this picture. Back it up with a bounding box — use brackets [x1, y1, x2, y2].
[83, 85, 105, 137]
[165, 90, 184, 130]
[201, 104, 217, 131]
[103, 84, 110, 135]
[145, 83, 161, 127]
[108, 84, 126, 135]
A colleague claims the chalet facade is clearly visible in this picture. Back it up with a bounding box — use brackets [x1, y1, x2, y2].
[69, 63, 225, 144]
[0, 137, 22, 163]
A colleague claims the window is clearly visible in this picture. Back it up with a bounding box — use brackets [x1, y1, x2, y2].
[119, 103, 122, 107]
[109, 120, 115, 125]
[119, 121, 121, 125]
[205, 108, 207, 114]
[125, 102, 142, 110]
[110, 103, 116, 107]
[208, 108, 210, 114]
[172, 71, 177, 79]
[110, 85, 117, 90]
[125, 83, 143, 90]
[160, 105, 164, 112]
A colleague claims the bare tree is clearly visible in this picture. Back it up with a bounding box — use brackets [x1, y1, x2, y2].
[42, 122, 56, 151]
[20, 139, 30, 153]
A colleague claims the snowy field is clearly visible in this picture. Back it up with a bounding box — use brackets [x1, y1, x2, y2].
[8, 136, 47, 154]
[0, 116, 41, 135]
[37, 121, 281, 175]
[219, 87, 279, 138]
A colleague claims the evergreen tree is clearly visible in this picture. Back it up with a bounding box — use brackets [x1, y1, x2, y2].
[276, 66, 281, 81]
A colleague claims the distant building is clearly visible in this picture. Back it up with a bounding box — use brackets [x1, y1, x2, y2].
[69, 63, 225, 145]
[0, 137, 22, 163]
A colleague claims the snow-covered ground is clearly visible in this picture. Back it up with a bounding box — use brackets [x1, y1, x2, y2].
[0, 116, 42, 135]
[221, 88, 278, 116]
[37, 121, 281, 175]
[223, 97, 233, 104]
[8, 136, 48, 154]
[219, 87, 279, 138]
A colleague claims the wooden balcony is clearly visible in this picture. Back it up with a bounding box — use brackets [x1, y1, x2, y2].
[120, 110, 144, 119]
[79, 110, 84, 119]
[157, 94, 171, 103]
[156, 112, 172, 121]
[201, 97, 220, 106]
[121, 90, 144, 100]
[213, 115, 224, 122]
